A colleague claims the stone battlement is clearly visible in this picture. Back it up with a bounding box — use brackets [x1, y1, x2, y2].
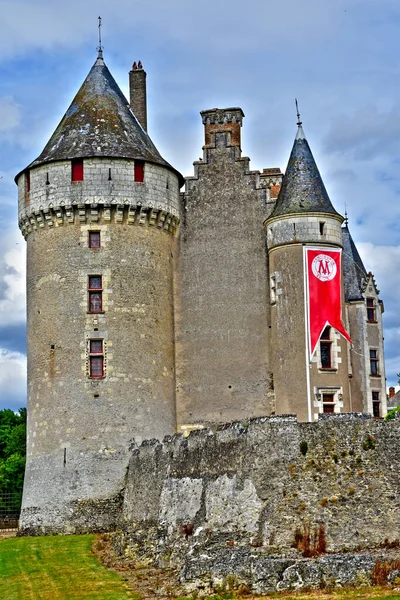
[19, 203, 180, 238]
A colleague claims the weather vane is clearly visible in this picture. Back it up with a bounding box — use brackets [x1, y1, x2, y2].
[295, 98, 302, 127]
[97, 16, 103, 58]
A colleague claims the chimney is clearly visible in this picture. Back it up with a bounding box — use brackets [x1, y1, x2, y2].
[201, 108, 244, 151]
[260, 168, 284, 200]
[129, 61, 147, 132]
[389, 386, 395, 398]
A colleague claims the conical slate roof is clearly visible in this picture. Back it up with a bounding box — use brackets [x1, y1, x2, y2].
[270, 124, 341, 219]
[18, 55, 184, 186]
[342, 222, 367, 301]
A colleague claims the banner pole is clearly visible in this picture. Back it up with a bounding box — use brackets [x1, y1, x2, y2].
[303, 248, 312, 422]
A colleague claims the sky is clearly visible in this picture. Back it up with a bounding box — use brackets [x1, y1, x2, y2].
[0, 0, 399, 411]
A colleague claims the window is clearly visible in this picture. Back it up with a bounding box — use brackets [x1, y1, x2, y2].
[320, 326, 332, 369]
[25, 171, 31, 193]
[372, 391, 380, 418]
[89, 339, 104, 378]
[323, 393, 335, 413]
[366, 298, 376, 322]
[71, 158, 84, 181]
[89, 231, 101, 248]
[270, 275, 276, 304]
[370, 349, 379, 376]
[88, 276, 103, 313]
[134, 160, 144, 183]
[319, 222, 325, 235]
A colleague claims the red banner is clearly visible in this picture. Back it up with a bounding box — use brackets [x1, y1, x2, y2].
[305, 248, 352, 358]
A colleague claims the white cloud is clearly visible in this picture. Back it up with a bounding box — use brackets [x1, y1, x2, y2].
[0, 242, 26, 326]
[0, 96, 20, 132]
[0, 348, 26, 409]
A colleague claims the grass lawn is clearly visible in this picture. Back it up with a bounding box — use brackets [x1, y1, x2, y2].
[0, 534, 134, 599]
[0, 534, 400, 600]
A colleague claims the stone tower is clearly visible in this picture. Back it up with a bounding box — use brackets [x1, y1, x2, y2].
[16, 52, 183, 533]
[265, 122, 353, 421]
[175, 108, 274, 432]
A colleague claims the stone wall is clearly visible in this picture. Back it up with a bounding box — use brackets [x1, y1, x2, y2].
[118, 413, 400, 592]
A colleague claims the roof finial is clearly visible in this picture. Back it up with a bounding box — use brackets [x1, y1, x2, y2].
[97, 16, 103, 59]
[344, 203, 348, 226]
[295, 98, 302, 127]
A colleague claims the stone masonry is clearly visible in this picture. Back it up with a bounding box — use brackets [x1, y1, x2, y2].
[117, 413, 400, 593]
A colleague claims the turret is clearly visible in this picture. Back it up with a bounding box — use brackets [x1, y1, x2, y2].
[16, 52, 183, 534]
[342, 219, 387, 417]
[265, 120, 352, 421]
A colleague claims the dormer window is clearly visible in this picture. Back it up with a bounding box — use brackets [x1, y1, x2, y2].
[134, 160, 144, 183]
[71, 158, 84, 182]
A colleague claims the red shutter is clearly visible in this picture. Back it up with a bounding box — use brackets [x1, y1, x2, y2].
[134, 160, 144, 183]
[72, 159, 84, 181]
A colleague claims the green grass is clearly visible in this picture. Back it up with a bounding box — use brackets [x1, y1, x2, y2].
[0, 534, 399, 600]
[0, 534, 133, 599]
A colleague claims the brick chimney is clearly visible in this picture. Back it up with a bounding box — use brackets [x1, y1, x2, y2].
[260, 167, 283, 200]
[129, 61, 147, 132]
[389, 386, 395, 398]
[201, 108, 244, 151]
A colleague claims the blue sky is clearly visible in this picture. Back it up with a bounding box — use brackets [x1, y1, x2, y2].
[1, 0, 400, 410]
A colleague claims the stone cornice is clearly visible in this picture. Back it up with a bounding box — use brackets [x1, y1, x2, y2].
[19, 203, 180, 239]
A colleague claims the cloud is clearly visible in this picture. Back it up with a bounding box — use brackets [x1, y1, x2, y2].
[0, 348, 26, 411]
[323, 105, 400, 161]
[0, 242, 26, 326]
[0, 96, 20, 132]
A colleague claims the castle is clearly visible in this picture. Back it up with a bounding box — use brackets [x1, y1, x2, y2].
[16, 52, 387, 532]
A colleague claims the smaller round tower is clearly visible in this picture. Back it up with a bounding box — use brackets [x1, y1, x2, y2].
[16, 52, 183, 534]
[265, 122, 351, 421]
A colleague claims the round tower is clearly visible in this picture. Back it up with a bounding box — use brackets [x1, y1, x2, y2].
[265, 121, 351, 422]
[16, 53, 183, 534]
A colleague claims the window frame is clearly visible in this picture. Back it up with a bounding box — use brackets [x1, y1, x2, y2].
[320, 326, 333, 370]
[369, 349, 379, 376]
[372, 390, 380, 418]
[322, 393, 335, 413]
[88, 275, 103, 313]
[366, 298, 376, 323]
[88, 231, 101, 249]
[89, 339, 104, 378]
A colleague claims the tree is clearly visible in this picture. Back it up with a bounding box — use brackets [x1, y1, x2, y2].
[0, 408, 27, 509]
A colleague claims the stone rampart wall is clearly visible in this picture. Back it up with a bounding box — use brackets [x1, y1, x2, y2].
[119, 414, 400, 592]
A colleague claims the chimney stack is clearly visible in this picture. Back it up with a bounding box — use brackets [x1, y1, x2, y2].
[201, 108, 244, 150]
[389, 386, 395, 398]
[129, 61, 147, 132]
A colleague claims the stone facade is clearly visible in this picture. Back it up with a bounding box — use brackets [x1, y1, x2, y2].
[16, 55, 387, 534]
[117, 414, 400, 593]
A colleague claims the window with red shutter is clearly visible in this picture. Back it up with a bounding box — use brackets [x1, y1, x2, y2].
[134, 160, 144, 183]
[71, 159, 84, 181]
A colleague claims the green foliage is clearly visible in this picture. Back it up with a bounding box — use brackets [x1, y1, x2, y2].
[362, 434, 376, 451]
[0, 408, 26, 503]
[386, 405, 400, 420]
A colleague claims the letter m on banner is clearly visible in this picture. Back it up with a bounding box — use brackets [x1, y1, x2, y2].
[305, 247, 352, 359]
